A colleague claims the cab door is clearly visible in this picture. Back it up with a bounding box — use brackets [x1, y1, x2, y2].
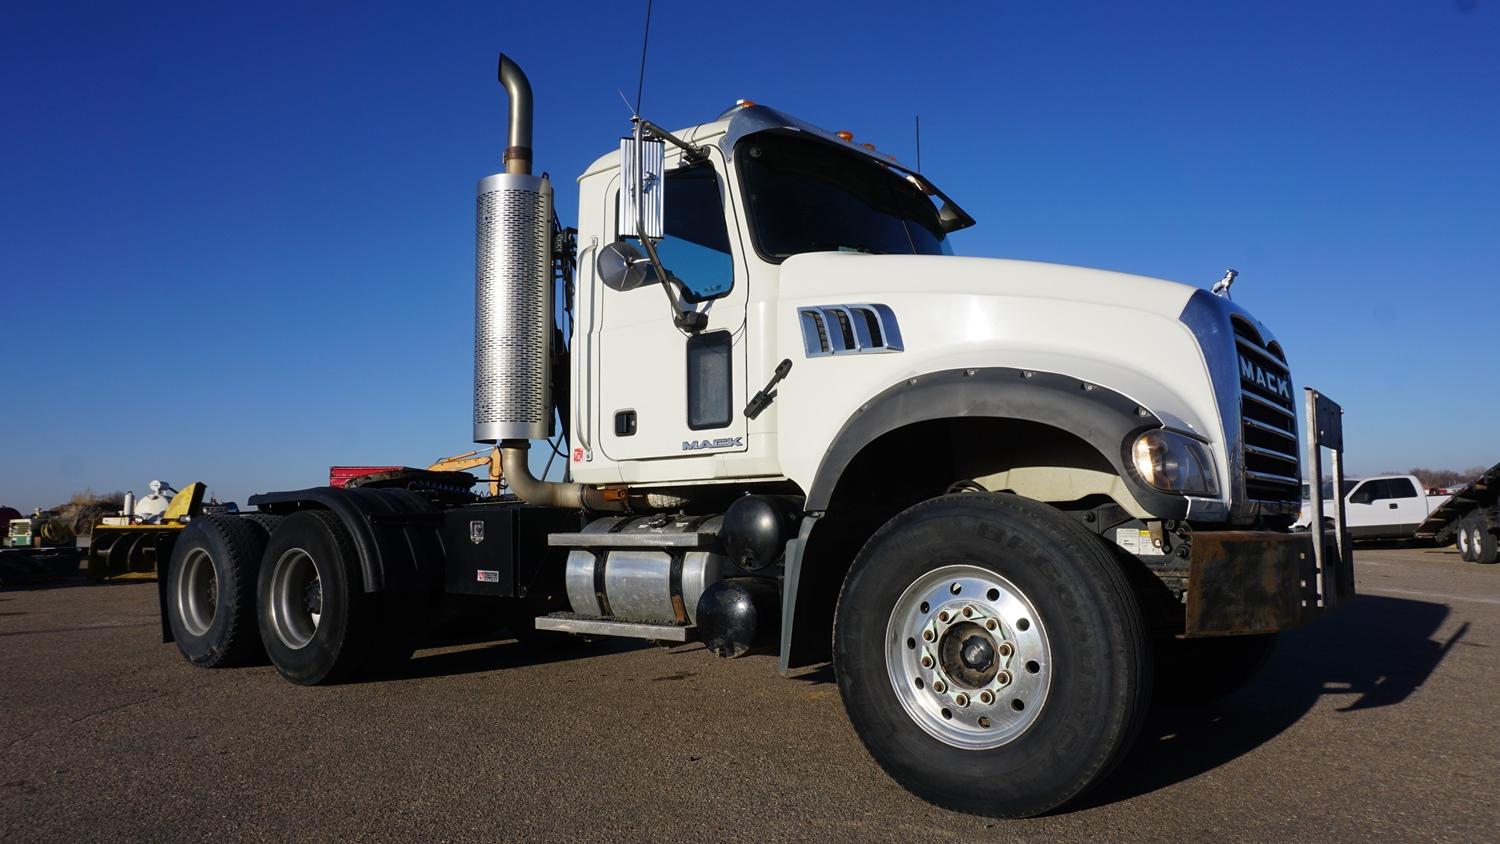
[1343, 479, 1382, 537]
[1380, 476, 1426, 534]
[595, 148, 748, 464]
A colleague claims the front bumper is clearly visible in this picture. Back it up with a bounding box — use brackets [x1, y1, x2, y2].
[1184, 530, 1354, 637]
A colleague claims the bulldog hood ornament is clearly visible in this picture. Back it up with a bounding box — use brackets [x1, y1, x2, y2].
[1211, 268, 1238, 299]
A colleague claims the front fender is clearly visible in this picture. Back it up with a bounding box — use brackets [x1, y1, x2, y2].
[804, 366, 1187, 520]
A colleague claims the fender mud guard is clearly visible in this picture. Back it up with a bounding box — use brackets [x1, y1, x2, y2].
[248, 487, 447, 593]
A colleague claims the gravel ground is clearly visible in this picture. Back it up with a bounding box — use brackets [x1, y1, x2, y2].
[1, 546, 1496, 842]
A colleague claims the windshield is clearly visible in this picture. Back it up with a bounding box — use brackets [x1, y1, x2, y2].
[736, 132, 948, 261]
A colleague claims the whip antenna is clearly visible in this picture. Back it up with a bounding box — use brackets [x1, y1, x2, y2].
[634, 0, 654, 116]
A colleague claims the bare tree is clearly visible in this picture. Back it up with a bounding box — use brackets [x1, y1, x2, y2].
[1406, 467, 1490, 490]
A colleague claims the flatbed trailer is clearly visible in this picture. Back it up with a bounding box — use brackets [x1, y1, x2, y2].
[1416, 460, 1500, 563]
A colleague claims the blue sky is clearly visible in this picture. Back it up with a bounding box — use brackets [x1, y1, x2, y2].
[1, 0, 1496, 510]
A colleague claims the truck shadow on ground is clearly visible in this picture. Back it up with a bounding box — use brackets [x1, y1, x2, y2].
[1076, 593, 1466, 810]
[386, 629, 650, 681]
[0, 573, 151, 593]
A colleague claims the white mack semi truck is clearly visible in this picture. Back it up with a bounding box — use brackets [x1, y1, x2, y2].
[156, 54, 1354, 817]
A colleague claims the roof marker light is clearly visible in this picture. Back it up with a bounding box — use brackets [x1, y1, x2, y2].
[836, 131, 853, 141]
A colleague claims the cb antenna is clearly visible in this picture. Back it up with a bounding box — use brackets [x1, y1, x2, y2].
[634, 0, 655, 116]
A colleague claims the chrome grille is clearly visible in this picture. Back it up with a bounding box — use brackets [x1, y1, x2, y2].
[1232, 317, 1299, 502]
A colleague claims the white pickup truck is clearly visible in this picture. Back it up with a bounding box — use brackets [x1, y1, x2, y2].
[1298, 474, 1449, 540]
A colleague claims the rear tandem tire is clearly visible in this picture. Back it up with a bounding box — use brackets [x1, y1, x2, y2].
[1456, 520, 1475, 562]
[241, 512, 283, 540]
[165, 515, 268, 668]
[1471, 517, 1498, 565]
[256, 510, 401, 685]
[833, 493, 1151, 818]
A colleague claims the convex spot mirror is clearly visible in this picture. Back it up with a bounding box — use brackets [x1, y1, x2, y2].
[597, 240, 658, 292]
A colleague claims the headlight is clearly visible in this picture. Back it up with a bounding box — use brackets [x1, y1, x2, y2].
[1131, 430, 1219, 496]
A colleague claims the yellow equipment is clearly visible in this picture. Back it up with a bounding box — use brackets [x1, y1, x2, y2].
[86, 482, 207, 581]
[427, 448, 504, 496]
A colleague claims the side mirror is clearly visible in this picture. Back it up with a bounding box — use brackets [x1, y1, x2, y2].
[597, 240, 657, 292]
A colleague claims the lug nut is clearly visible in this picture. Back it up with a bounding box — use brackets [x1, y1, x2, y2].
[997, 642, 1013, 658]
[954, 693, 969, 707]
[979, 690, 995, 705]
[922, 628, 935, 642]
[920, 654, 934, 669]
[937, 610, 950, 623]
[962, 606, 974, 618]
[932, 679, 947, 694]
[985, 619, 998, 631]
[997, 670, 1012, 687]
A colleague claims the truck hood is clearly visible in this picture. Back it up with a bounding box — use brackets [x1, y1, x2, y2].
[778, 252, 1201, 320]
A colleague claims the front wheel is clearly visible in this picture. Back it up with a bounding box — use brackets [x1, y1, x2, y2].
[834, 493, 1151, 818]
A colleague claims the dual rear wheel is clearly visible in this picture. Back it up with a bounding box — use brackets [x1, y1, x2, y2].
[1458, 516, 1497, 564]
[166, 511, 414, 684]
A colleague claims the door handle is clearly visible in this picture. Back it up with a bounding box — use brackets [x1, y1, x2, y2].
[1388, 503, 1398, 509]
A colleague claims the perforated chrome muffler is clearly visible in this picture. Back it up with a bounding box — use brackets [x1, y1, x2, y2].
[473, 170, 553, 443]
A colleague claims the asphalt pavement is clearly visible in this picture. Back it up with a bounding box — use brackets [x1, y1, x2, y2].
[2, 546, 1496, 842]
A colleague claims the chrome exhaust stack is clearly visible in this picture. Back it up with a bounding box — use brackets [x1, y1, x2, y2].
[475, 54, 634, 513]
[497, 54, 534, 176]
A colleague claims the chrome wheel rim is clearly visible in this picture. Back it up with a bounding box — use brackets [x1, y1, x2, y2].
[1458, 526, 1470, 556]
[176, 548, 217, 637]
[885, 564, 1053, 750]
[269, 548, 322, 650]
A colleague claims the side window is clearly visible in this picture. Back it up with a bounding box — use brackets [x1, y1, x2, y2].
[686, 330, 733, 430]
[1387, 477, 1419, 499]
[1347, 481, 1374, 505]
[621, 164, 734, 302]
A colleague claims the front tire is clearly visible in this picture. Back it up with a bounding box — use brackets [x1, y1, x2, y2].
[834, 493, 1151, 818]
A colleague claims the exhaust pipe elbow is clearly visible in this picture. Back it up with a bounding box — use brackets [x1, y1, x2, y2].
[500, 442, 627, 512]
[497, 53, 534, 175]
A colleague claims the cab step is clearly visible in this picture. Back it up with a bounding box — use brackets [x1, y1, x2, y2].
[533, 612, 696, 642]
